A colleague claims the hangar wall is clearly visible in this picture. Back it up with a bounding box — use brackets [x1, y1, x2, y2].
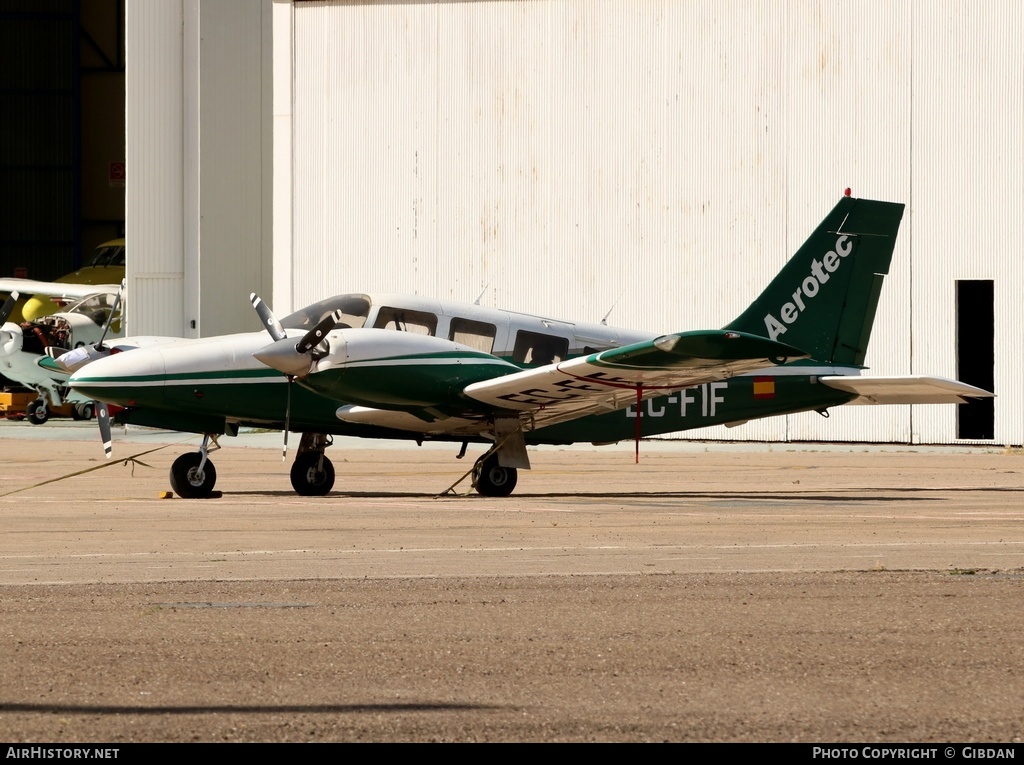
[128, 1, 1021, 445]
[280, 0, 1021, 445]
[126, 0, 272, 339]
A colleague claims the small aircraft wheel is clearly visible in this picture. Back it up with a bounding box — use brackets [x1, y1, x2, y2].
[71, 402, 94, 421]
[26, 399, 49, 425]
[473, 455, 518, 497]
[290, 452, 335, 496]
[169, 452, 218, 498]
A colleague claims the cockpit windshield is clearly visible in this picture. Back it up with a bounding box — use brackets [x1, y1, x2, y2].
[280, 294, 371, 331]
[85, 242, 126, 268]
[67, 292, 122, 328]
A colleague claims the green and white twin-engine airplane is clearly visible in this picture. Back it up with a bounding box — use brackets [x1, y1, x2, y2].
[67, 195, 991, 498]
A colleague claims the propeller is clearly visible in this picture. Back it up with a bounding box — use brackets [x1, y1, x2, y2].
[1, 290, 19, 323]
[95, 278, 126, 351]
[252, 310, 342, 378]
[66, 280, 125, 458]
[53, 280, 127, 374]
[249, 295, 340, 460]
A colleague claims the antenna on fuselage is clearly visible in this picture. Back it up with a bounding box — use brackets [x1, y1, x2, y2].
[473, 284, 490, 305]
[600, 290, 626, 326]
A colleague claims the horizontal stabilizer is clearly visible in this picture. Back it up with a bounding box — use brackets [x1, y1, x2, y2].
[600, 330, 807, 367]
[819, 375, 994, 405]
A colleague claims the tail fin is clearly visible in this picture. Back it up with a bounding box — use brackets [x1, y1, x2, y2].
[724, 196, 905, 366]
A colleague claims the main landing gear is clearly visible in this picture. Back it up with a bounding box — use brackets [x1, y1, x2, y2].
[472, 452, 518, 497]
[71, 401, 95, 420]
[290, 433, 335, 496]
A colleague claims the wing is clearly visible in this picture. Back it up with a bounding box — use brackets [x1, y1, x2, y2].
[461, 329, 807, 429]
[0, 278, 121, 303]
[819, 375, 993, 404]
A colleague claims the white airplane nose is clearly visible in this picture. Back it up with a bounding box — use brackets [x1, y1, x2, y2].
[69, 345, 166, 388]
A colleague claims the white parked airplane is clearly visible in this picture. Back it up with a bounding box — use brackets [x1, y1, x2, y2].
[67, 195, 992, 498]
[0, 286, 125, 422]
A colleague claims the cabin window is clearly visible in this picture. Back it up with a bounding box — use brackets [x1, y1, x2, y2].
[512, 331, 568, 366]
[373, 307, 437, 336]
[449, 318, 496, 353]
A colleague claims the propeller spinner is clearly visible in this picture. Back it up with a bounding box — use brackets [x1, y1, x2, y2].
[252, 310, 342, 378]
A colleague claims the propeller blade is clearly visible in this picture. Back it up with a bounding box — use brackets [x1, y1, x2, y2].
[96, 401, 112, 459]
[250, 293, 287, 342]
[295, 310, 343, 355]
[95, 279, 125, 350]
[0, 290, 20, 324]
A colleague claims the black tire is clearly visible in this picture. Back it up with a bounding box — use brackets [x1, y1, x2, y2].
[72, 402, 95, 421]
[169, 452, 218, 498]
[26, 399, 48, 425]
[473, 455, 518, 497]
[290, 452, 335, 496]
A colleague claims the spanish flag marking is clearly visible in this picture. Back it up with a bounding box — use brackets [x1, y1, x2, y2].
[752, 377, 775, 400]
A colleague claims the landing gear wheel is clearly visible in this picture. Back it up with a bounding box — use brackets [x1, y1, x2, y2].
[473, 454, 518, 497]
[290, 452, 335, 496]
[72, 402, 94, 421]
[26, 399, 48, 425]
[169, 452, 218, 498]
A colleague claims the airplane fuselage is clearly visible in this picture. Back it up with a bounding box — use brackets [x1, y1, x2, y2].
[71, 317, 855, 445]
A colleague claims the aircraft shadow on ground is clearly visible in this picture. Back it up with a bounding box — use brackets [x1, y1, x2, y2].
[0, 701, 500, 715]
[211, 487, 1024, 502]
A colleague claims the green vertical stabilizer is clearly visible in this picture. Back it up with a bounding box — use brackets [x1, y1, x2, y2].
[724, 196, 905, 366]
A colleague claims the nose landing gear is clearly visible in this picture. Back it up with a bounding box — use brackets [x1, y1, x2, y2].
[169, 434, 219, 498]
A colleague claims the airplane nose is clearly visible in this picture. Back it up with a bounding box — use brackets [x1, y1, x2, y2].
[69, 346, 167, 403]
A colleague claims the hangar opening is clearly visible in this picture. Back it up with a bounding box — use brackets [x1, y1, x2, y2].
[956, 279, 994, 440]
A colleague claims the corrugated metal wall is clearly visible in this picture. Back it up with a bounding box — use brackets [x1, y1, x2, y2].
[126, 0, 185, 337]
[911, 3, 1024, 446]
[280, 0, 1019, 444]
[127, 0, 272, 339]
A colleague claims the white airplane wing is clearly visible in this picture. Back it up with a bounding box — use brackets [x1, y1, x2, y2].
[0, 278, 121, 304]
[332, 330, 806, 436]
[819, 375, 993, 405]
[461, 329, 807, 430]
